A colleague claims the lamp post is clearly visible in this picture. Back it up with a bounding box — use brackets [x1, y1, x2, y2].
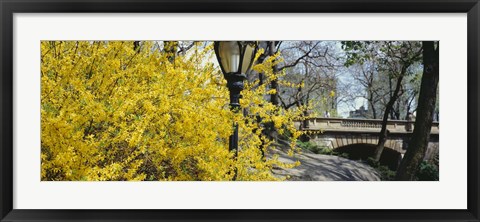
[214, 41, 257, 179]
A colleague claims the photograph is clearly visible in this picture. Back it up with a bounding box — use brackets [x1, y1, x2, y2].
[40, 40, 439, 181]
[2, 0, 478, 220]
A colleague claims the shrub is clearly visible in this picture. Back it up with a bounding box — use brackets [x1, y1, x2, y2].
[41, 41, 304, 181]
[296, 141, 343, 157]
[416, 161, 439, 181]
[366, 157, 395, 181]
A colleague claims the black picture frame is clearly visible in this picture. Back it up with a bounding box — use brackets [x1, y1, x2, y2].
[1, 0, 479, 221]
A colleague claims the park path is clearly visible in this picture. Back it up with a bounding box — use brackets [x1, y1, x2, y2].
[271, 148, 381, 181]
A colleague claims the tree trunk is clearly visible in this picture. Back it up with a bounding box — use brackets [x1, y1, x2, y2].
[264, 41, 280, 140]
[373, 74, 404, 161]
[395, 41, 439, 180]
[257, 42, 269, 86]
[371, 103, 377, 119]
[269, 41, 279, 106]
[389, 108, 395, 120]
[253, 44, 268, 159]
[163, 41, 177, 64]
[368, 92, 377, 119]
[133, 41, 140, 52]
[394, 99, 401, 120]
[268, 41, 280, 140]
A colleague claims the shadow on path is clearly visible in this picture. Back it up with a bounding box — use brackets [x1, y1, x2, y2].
[271, 149, 381, 181]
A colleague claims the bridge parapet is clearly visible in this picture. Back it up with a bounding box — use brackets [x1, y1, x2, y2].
[295, 117, 439, 134]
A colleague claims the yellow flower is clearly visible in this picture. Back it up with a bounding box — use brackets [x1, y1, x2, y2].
[41, 41, 305, 181]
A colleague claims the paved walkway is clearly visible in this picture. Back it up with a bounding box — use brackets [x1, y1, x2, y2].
[271, 148, 381, 181]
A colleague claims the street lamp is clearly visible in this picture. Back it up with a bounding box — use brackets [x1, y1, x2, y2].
[214, 41, 257, 175]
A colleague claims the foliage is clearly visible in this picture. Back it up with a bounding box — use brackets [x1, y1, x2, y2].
[366, 155, 439, 181]
[366, 158, 396, 181]
[41, 41, 303, 181]
[415, 161, 439, 181]
[376, 166, 396, 181]
[277, 41, 340, 116]
[295, 141, 348, 158]
[415, 153, 439, 181]
[296, 141, 323, 154]
[341, 41, 423, 120]
[341, 41, 374, 67]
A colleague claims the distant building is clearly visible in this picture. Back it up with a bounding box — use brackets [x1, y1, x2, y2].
[315, 77, 338, 117]
[349, 106, 368, 119]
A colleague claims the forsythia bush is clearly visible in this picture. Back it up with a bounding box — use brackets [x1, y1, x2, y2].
[41, 41, 303, 181]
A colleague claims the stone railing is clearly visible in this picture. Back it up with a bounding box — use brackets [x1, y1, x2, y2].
[295, 117, 439, 134]
[340, 119, 383, 128]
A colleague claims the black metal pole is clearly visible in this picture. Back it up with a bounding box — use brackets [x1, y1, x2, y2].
[226, 73, 246, 181]
[228, 100, 240, 153]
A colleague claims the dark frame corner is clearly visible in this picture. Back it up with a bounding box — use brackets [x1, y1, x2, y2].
[1, 0, 479, 221]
